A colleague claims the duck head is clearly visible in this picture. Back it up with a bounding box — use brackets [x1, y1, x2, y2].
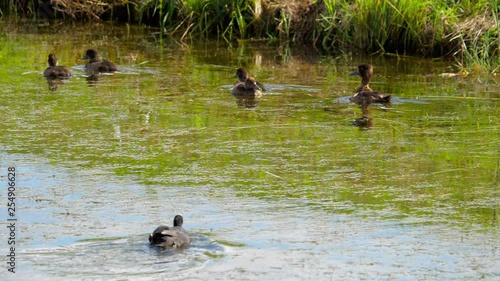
[349, 64, 373, 79]
[350, 64, 374, 92]
[82, 49, 100, 61]
[47, 54, 58, 67]
[234, 68, 249, 82]
[173, 214, 184, 227]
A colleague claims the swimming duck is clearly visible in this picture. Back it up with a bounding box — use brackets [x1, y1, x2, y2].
[349, 64, 391, 106]
[232, 77, 262, 97]
[234, 68, 266, 91]
[149, 215, 190, 248]
[82, 48, 118, 75]
[43, 54, 72, 79]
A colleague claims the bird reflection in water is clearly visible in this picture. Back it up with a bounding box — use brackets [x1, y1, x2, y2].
[46, 77, 70, 91]
[352, 106, 374, 129]
[234, 96, 260, 108]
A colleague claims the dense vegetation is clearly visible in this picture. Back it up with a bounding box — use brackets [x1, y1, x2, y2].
[1, 0, 499, 72]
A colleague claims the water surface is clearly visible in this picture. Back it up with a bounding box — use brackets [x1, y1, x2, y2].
[0, 21, 498, 280]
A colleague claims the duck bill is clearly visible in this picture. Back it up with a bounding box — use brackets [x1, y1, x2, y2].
[349, 69, 360, 76]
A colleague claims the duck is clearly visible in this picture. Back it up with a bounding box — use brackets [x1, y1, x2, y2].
[234, 68, 266, 91]
[149, 215, 190, 248]
[82, 48, 118, 75]
[43, 54, 72, 79]
[349, 64, 391, 106]
[232, 77, 262, 97]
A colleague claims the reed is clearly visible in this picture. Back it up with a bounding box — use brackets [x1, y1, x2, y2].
[136, 0, 182, 32]
[317, 0, 499, 71]
[0, 0, 498, 72]
[181, 0, 253, 39]
[318, 0, 453, 56]
[453, 0, 500, 73]
[0, 0, 37, 18]
[134, 0, 254, 39]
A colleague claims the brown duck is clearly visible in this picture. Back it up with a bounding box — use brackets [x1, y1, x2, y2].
[234, 68, 266, 91]
[43, 54, 72, 79]
[82, 48, 118, 75]
[232, 77, 262, 97]
[349, 64, 391, 106]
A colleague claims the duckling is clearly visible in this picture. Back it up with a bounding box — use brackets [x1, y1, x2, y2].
[232, 77, 262, 97]
[43, 54, 72, 79]
[149, 215, 190, 248]
[349, 64, 391, 106]
[82, 48, 118, 75]
[234, 68, 266, 91]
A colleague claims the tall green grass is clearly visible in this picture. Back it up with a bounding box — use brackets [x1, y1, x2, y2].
[318, 0, 454, 55]
[0, 0, 37, 18]
[1, 0, 499, 72]
[453, 0, 500, 73]
[135, 0, 253, 39]
[136, 0, 182, 32]
[317, 0, 499, 72]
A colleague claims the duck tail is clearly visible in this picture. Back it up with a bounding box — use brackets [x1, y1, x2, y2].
[379, 95, 391, 103]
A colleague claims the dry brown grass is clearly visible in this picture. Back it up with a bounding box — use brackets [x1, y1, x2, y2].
[254, 0, 324, 42]
[50, 0, 136, 20]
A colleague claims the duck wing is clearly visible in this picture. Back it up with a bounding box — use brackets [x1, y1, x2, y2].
[255, 80, 266, 91]
[350, 91, 391, 105]
[150, 226, 190, 248]
[100, 60, 118, 72]
[43, 67, 56, 78]
[232, 82, 262, 97]
[160, 227, 190, 248]
[369, 91, 391, 103]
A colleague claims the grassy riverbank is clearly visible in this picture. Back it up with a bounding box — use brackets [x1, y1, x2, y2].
[1, 0, 499, 72]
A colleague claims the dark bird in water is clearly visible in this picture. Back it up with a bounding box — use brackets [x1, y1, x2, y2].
[231, 77, 262, 97]
[349, 64, 391, 106]
[149, 215, 190, 248]
[233, 68, 266, 91]
[82, 48, 118, 75]
[43, 54, 72, 79]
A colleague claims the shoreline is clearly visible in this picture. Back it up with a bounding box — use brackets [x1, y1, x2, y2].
[1, 0, 498, 72]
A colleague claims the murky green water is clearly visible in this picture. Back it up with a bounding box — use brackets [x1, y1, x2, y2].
[0, 22, 499, 280]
